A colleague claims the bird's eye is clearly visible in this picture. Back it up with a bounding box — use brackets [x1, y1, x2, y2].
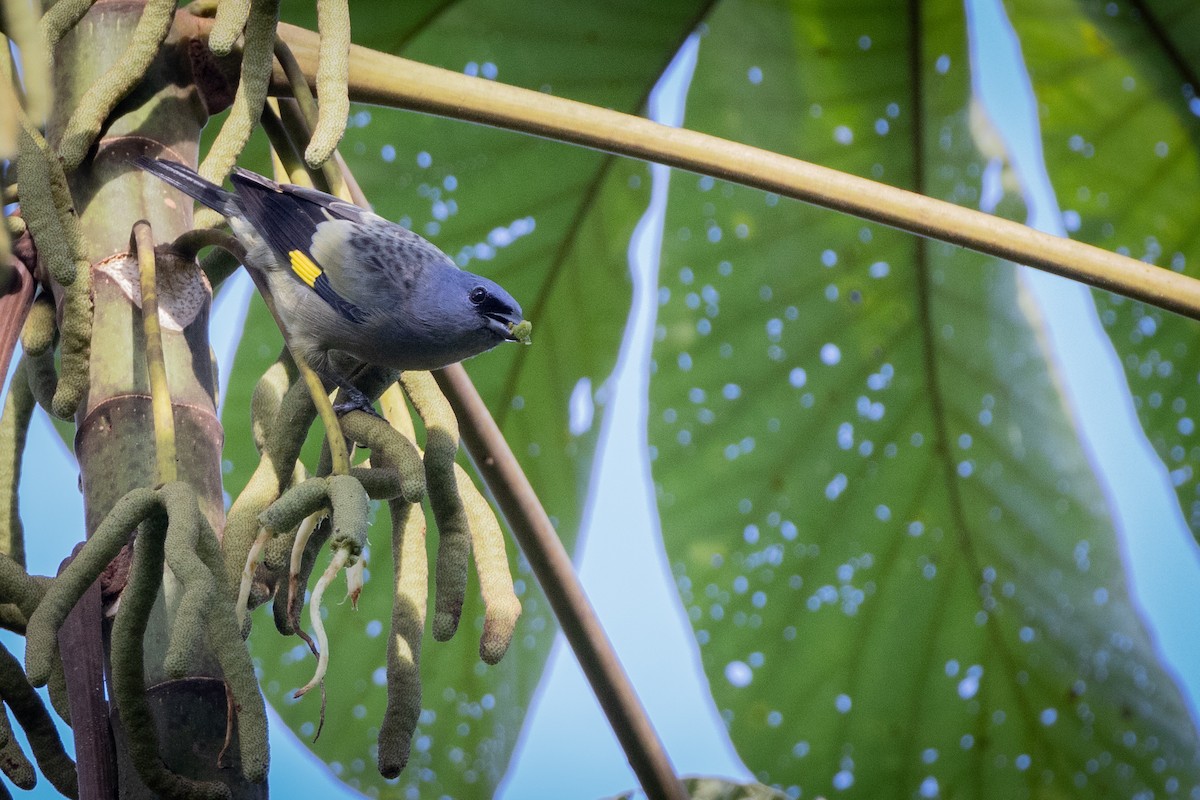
[469, 287, 488, 305]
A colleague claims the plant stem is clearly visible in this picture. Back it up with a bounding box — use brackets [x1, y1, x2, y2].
[269, 22, 1200, 321]
[133, 221, 176, 486]
[433, 364, 688, 800]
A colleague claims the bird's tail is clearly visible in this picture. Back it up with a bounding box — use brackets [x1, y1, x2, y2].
[134, 157, 236, 214]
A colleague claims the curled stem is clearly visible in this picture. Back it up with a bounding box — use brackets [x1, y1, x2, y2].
[293, 547, 348, 701]
[133, 221, 177, 485]
[25, 488, 159, 687]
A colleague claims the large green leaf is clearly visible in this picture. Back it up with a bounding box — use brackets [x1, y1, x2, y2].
[647, 0, 1200, 797]
[220, 2, 711, 796]
[1003, 0, 1200, 536]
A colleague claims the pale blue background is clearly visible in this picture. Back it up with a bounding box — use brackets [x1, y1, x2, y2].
[5, 0, 1199, 797]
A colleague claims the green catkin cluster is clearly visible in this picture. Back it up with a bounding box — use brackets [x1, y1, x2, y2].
[23, 352, 57, 414]
[401, 371, 471, 642]
[15, 129, 77, 288]
[223, 365, 313, 598]
[0, 703, 35, 791]
[304, 0, 350, 169]
[1, 0, 49, 125]
[21, 291, 60, 412]
[0, 363, 33, 566]
[12, 125, 90, 420]
[205, 0, 250, 56]
[50, 259, 91, 419]
[197, 0, 279, 215]
[326, 474, 368, 556]
[39, 0, 97, 51]
[376, 498, 427, 778]
[192, 513, 268, 782]
[24, 488, 159, 686]
[0, 644, 77, 798]
[20, 292, 55, 356]
[57, 0, 176, 170]
[159, 484, 213, 679]
[111, 515, 230, 800]
[454, 465, 521, 665]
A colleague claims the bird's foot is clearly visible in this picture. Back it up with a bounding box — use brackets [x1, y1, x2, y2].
[332, 386, 383, 419]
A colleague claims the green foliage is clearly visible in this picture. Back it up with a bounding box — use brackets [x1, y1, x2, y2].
[218, 2, 710, 797]
[646, 0, 1200, 797]
[1003, 0, 1200, 538]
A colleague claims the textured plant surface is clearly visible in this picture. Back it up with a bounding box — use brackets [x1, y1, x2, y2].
[2, 0, 1200, 799]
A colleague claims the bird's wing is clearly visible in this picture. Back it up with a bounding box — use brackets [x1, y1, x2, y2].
[230, 169, 370, 324]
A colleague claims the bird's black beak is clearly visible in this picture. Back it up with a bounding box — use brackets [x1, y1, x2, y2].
[484, 311, 532, 344]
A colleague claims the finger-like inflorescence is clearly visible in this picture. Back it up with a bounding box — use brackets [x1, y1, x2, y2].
[0, 363, 33, 566]
[205, 0, 250, 56]
[0, 701, 35, 791]
[25, 489, 159, 687]
[56, 0, 176, 170]
[197, 0, 279, 219]
[400, 371, 471, 642]
[1, 0, 50, 125]
[0, 643, 77, 797]
[39, 0, 96, 51]
[376, 498, 427, 778]
[304, 0, 350, 169]
[111, 513, 230, 800]
[453, 465, 521, 665]
[19, 292, 55, 357]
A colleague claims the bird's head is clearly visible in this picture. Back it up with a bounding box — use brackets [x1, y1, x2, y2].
[414, 268, 531, 355]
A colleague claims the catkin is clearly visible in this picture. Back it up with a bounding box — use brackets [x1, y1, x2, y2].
[401, 372, 470, 642]
[197, 0, 279, 203]
[1, 0, 50, 125]
[194, 516, 268, 783]
[206, 0, 250, 56]
[24, 488, 159, 687]
[0, 644, 76, 797]
[50, 259, 91, 419]
[16, 129, 76, 288]
[0, 704, 34, 790]
[57, 0, 175, 170]
[376, 498, 427, 778]
[40, 0, 96, 50]
[454, 465, 520, 665]
[111, 515, 230, 800]
[0, 363, 33, 566]
[159, 484, 213, 679]
[19, 292, 56, 356]
[304, 0, 350, 168]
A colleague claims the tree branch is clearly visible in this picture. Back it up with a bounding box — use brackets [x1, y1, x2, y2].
[269, 21, 1200, 322]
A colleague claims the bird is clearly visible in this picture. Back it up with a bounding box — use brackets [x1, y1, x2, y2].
[135, 156, 531, 413]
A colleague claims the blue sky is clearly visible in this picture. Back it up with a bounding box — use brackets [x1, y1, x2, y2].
[6, 0, 1200, 797]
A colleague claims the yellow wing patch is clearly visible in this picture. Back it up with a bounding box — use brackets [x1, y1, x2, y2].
[289, 249, 322, 287]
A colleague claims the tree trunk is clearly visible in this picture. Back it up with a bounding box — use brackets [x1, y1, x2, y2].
[51, 2, 262, 796]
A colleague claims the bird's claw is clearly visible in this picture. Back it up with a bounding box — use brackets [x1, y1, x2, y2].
[333, 387, 383, 419]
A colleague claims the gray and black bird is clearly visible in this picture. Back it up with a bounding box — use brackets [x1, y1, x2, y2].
[136, 156, 530, 412]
